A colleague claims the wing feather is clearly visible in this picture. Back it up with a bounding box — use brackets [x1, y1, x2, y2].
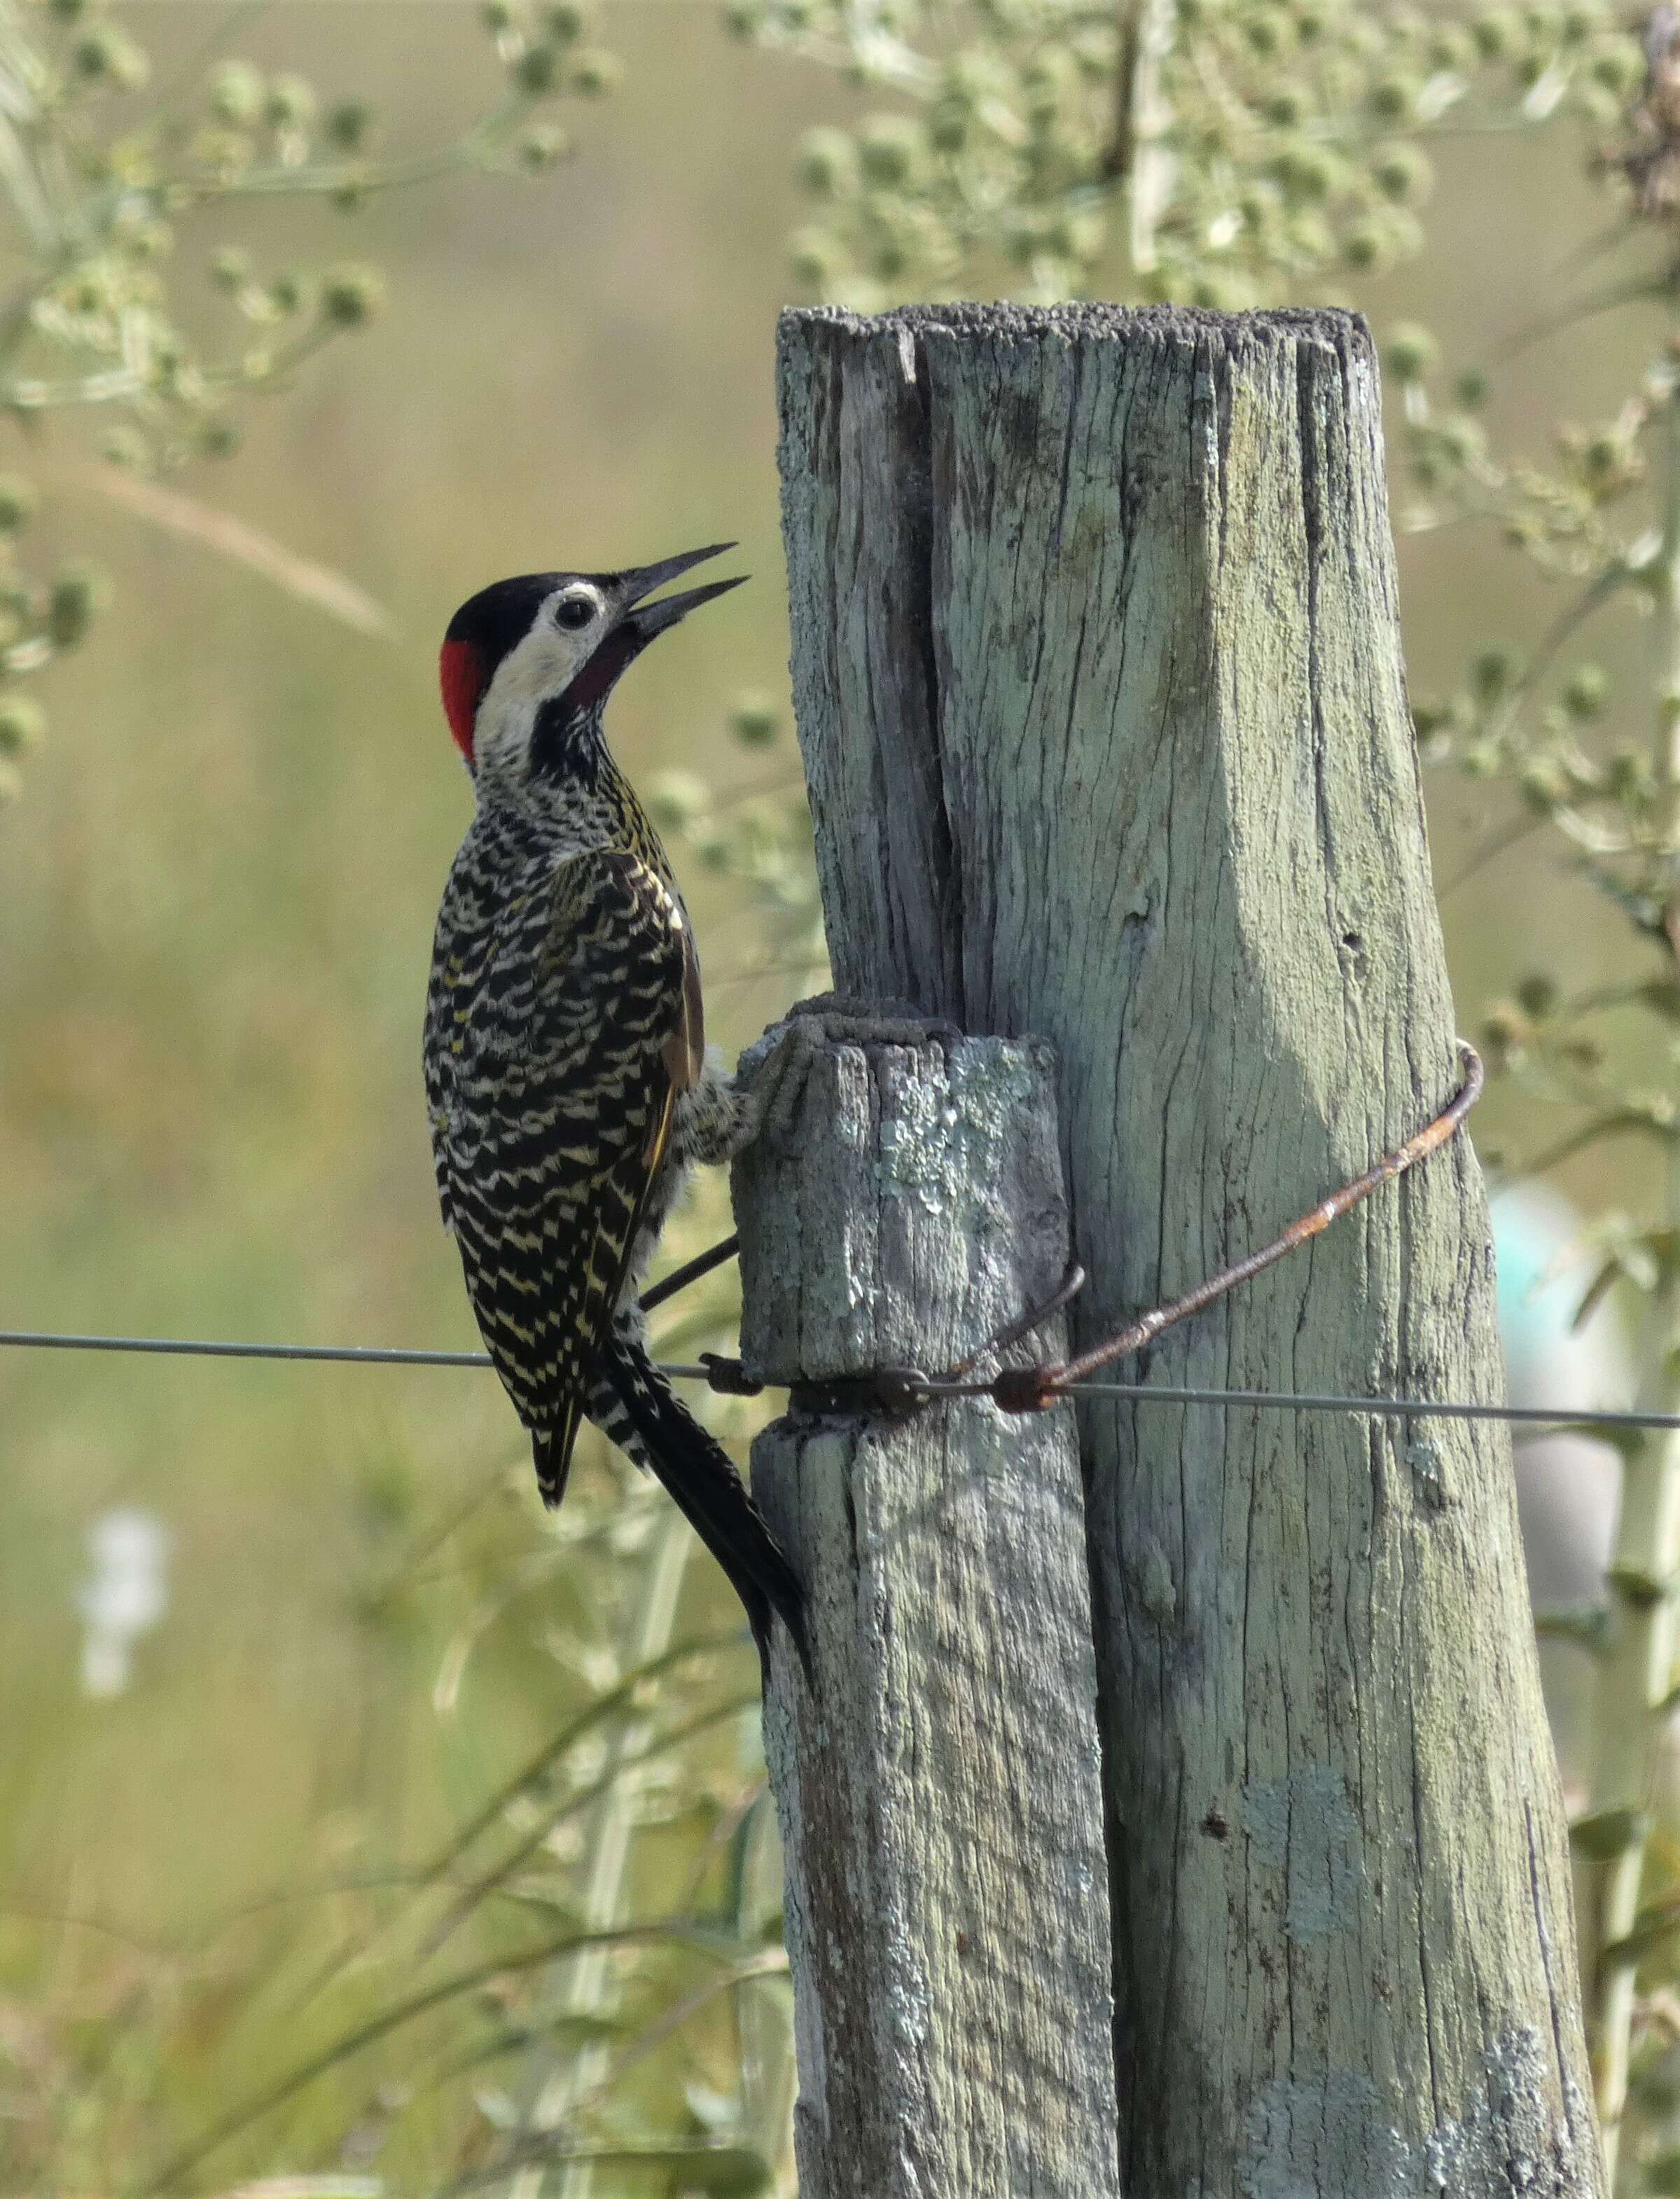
[429, 848, 692, 1501]
[664, 924, 704, 1095]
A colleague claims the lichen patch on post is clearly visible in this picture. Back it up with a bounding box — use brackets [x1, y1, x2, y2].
[876, 1039, 1044, 1236]
[1240, 2031, 1596, 2198]
[875, 1077, 963, 1214]
[1240, 1763, 1363, 1945]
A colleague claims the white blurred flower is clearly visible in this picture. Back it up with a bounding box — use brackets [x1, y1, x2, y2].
[76, 1506, 171, 1698]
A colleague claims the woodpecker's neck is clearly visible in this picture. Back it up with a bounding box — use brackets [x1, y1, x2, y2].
[471, 695, 660, 868]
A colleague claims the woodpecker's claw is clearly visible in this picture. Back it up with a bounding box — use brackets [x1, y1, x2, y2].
[744, 1018, 829, 1148]
[743, 997, 968, 1149]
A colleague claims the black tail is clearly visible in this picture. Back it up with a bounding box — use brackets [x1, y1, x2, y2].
[531, 1406, 583, 1511]
[600, 1334, 810, 1685]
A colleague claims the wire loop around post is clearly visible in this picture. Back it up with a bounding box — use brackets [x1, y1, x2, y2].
[908, 1040, 1485, 1417]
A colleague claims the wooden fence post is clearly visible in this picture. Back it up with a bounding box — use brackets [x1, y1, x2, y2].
[755, 303, 1606, 2196]
[732, 1025, 1122, 2199]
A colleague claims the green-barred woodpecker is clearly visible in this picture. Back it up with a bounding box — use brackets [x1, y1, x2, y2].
[423, 546, 806, 1677]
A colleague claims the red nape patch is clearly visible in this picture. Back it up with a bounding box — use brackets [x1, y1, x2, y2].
[439, 638, 484, 763]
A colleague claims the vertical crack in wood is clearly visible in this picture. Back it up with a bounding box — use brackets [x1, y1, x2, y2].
[775, 314, 963, 1015]
[901, 323, 963, 1006]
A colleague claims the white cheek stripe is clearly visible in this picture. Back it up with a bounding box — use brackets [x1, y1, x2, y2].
[473, 604, 604, 782]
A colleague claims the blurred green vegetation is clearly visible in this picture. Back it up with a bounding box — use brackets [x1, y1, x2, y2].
[0, 0, 1667, 2188]
[0, 8, 834, 2184]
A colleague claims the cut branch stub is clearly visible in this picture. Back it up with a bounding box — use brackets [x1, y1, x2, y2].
[733, 1024, 1121, 2199]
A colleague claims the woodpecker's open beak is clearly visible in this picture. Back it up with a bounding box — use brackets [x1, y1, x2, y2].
[614, 543, 748, 645]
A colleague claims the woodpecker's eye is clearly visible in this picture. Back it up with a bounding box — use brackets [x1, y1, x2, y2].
[554, 595, 595, 632]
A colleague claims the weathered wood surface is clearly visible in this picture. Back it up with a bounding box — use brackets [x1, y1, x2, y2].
[733, 1024, 1122, 2199]
[772, 303, 1604, 2198]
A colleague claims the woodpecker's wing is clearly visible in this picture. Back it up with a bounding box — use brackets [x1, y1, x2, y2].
[667, 904, 704, 1092]
[433, 848, 695, 1502]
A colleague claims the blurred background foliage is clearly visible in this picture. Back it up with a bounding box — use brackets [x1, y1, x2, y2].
[1, 0, 1678, 2188]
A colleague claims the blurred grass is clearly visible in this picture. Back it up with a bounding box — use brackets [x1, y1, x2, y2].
[0, 0, 1665, 2184]
[0, 7, 827, 2181]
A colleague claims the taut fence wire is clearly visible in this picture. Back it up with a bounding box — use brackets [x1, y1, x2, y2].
[6, 1039, 1662, 1434]
[0, 1326, 1674, 1437]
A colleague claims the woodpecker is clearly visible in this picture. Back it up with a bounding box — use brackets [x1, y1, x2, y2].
[423, 545, 806, 1677]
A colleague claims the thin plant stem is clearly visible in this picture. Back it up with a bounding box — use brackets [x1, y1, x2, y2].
[1438, 808, 1546, 899]
[144, 0, 273, 130]
[289, 1625, 742, 2011]
[1583, 387, 1680, 2194]
[1106, 0, 1176, 274]
[137, 1922, 721, 2197]
[418, 1691, 758, 1962]
[733, 1787, 796, 2190]
[509, 1506, 698, 2196]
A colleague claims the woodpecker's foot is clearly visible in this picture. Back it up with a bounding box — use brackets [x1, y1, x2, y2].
[742, 997, 966, 1148]
[738, 1020, 825, 1149]
[678, 1048, 756, 1167]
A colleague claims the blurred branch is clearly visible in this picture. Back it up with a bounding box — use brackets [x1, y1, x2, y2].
[292, 1627, 747, 2012]
[1439, 810, 1547, 899]
[182, 102, 524, 204]
[1517, 1110, 1672, 1181]
[426, 2137, 779, 2199]
[66, 462, 392, 634]
[1493, 270, 1678, 364]
[419, 1689, 758, 1960]
[1105, 0, 1176, 274]
[141, 1921, 749, 2197]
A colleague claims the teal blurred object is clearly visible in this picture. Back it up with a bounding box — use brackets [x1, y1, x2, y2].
[1494, 1184, 1630, 1789]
